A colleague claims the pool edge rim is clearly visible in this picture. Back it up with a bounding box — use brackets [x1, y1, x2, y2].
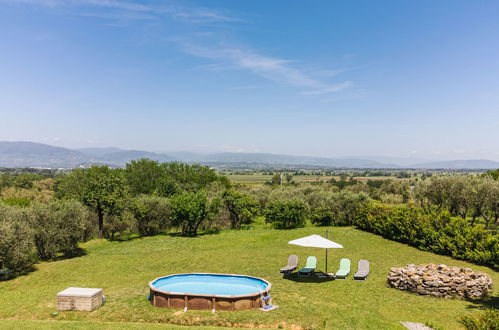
[148, 272, 272, 299]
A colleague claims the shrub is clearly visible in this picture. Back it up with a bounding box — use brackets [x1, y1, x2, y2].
[0, 205, 36, 277]
[0, 186, 53, 205]
[459, 308, 499, 330]
[130, 195, 170, 236]
[380, 193, 404, 205]
[264, 199, 308, 229]
[170, 190, 220, 236]
[310, 205, 335, 226]
[354, 202, 499, 269]
[30, 200, 89, 260]
[1, 196, 32, 207]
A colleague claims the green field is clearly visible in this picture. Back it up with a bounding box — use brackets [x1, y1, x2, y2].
[228, 175, 407, 185]
[0, 225, 496, 329]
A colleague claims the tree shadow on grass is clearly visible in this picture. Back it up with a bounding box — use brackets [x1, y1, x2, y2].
[166, 231, 218, 238]
[54, 247, 87, 261]
[465, 295, 499, 309]
[1, 248, 88, 282]
[283, 272, 336, 283]
[107, 231, 219, 243]
[0, 265, 37, 282]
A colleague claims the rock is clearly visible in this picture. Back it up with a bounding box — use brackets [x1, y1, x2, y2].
[401, 321, 434, 330]
[386, 264, 493, 299]
[437, 264, 448, 270]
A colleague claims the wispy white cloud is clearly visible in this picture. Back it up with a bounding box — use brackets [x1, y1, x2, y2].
[300, 81, 353, 95]
[79, 11, 156, 21]
[1, 0, 59, 6]
[181, 44, 353, 95]
[4, 0, 354, 96]
[2, 0, 238, 22]
[229, 85, 263, 90]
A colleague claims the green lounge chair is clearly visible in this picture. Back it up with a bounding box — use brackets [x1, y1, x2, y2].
[298, 256, 317, 276]
[335, 258, 351, 279]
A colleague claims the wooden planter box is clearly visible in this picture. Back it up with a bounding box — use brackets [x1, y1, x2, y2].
[57, 287, 103, 311]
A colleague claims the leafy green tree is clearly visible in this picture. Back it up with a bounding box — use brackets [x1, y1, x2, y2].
[222, 190, 259, 229]
[58, 166, 129, 239]
[125, 159, 179, 197]
[264, 199, 308, 229]
[170, 190, 220, 236]
[125, 159, 165, 196]
[130, 195, 171, 236]
[161, 162, 230, 192]
[12, 173, 41, 189]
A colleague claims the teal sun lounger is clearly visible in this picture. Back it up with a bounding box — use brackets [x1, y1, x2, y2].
[335, 258, 351, 279]
[298, 256, 317, 276]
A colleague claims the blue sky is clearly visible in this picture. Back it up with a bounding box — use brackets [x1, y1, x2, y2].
[1, 0, 498, 160]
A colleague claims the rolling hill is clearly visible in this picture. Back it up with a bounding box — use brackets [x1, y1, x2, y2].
[1, 141, 498, 169]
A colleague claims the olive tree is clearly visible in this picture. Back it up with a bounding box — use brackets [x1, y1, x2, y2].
[170, 190, 220, 236]
[264, 199, 308, 229]
[29, 200, 89, 260]
[0, 205, 36, 277]
[222, 190, 259, 229]
[130, 195, 171, 236]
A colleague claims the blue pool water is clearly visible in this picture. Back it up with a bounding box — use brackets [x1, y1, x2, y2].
[151, 274, 269, 296]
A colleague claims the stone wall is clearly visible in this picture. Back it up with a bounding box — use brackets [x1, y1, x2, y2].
[387, 264, 493, 299]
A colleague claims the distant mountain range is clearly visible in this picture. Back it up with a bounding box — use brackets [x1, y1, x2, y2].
[0, 141, 498, 169]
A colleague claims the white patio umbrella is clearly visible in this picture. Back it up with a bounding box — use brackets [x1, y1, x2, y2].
[288, 232, 343, 274]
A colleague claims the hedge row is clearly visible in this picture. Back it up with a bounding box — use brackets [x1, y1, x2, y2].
[354, 202, 498, 270]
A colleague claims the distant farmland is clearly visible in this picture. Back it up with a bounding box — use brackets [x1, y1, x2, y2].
[228, 174, 409, 185]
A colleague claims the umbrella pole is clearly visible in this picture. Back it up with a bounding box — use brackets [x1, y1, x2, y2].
[325, 230, 328, 274]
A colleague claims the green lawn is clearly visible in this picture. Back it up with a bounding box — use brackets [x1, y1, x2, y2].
[0, 226, 496, 329]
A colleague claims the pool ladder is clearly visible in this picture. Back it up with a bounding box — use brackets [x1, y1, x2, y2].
[259, 289, 273, 310]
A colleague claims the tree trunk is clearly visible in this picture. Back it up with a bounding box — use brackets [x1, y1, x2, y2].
[98, 208, 104, 239]
[470, 211, 478, 226]
[482, 213, 491, 230]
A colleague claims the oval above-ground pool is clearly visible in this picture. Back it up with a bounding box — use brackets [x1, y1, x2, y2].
[148, 273, 271, 311]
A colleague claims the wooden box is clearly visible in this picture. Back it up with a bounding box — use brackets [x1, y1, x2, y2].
[57, 287, 103, 311]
